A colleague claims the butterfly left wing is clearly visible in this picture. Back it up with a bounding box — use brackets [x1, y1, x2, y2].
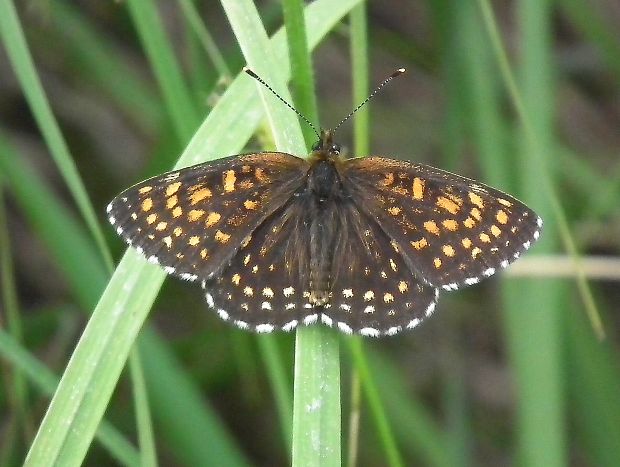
[107, 152, 309, 281]
[342, 157, 542, 290]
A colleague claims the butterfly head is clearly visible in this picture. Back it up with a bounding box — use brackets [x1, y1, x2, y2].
[311, 129, 342, 160]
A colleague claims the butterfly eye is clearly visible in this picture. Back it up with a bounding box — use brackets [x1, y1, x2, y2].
[330, 144, 341, 154]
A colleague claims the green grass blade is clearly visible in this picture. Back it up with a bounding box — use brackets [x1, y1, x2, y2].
[368, 349, 452, 467]
[0, 330, 140, 466]
[566, 305, 620, 467]
[282, 0, 319, 147]
[126, 0, 200, 143]
[477, 1, 567, 465]
[347, 6, 369, 466]
[0, 189, 32, 449]
[178, 0, 231, 79]
[128, 350, 158, 467]
[292, 327, 341, 467]
[477, 0, 603, 339]
[42, 2, 164, 133]
[348, 340, 403, 467]
[0, 0, 113, 271]
[350, 3, 370, 157]
[560, 0, 620, 81]
[23, 1, 359, 465]
[257, 337, 293, 452]
[221, 1, 345, 465]
[137, 330, 251, 467]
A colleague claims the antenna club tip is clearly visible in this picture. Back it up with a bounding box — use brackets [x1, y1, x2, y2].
[397, 67, 406, 73]
[243, 66, 258, 78]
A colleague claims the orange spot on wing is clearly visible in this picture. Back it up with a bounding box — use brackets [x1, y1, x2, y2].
[424, 220, 440, 235]
[442, 219, 458, 231]
[436, 196, 460, 214]
[412, 177, 425, 200]
[496, 210, 508, 224]
[468, 191, 484, 209]
[411, 238, 429, 250]
[141, 198, 153, 212]
[215, 230, 231, 243]
[206, 212, 221, 227]
[223, 170, 236, 192]
[244, 200, 258, 210]
[190, 188, 212, 205]
[166, 182, 182, 197]
[442, 245, 455, 257]
[188, 209, 205, 221]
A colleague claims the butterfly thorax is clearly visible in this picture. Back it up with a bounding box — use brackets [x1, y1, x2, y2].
[297, 130, 351, 305]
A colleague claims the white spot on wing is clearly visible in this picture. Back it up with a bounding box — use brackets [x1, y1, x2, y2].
[321, 314, 333, 326]
[406, 318, 421, 329]
[216, 309, 229, 320]
[359, 327, 380, 337]
[337, 322, 353, 334]
[282, 320, 298, 332]
[234, 320, 249, 330]
[164, 266, 175, 274]
[303, 314, 318, 325]
[386, 326, 401, 336]
[464, 277, 479, 285]
[256, 324, 274, 333]
[206, 293, 214, 308]
[164, 172, 180, 181]
[425, 301, 436, 317]
[483, 267, 495, 277]
[261, 301, 272, 310]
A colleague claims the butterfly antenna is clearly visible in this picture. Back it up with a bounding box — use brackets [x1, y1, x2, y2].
[333, 68, 406, 132]
[243, 67, 321, 139]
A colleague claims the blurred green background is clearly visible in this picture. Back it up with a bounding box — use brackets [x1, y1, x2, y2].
[1, 1, 619, 466]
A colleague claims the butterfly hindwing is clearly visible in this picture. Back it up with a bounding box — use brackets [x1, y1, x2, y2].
[203, 193, 439, 336]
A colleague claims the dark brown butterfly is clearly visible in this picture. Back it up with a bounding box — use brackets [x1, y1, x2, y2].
[107, 70, 541, 336]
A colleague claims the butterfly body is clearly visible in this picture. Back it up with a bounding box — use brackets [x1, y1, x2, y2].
[108, 129, 542, 336]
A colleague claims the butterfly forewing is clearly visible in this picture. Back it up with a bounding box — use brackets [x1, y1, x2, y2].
[343, 157, 543, 290]
[107, 153, 309, 281]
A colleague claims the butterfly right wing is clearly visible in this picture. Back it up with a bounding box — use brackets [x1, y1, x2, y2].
[342, 157, 542, 290]
[107, 152, 309, 281]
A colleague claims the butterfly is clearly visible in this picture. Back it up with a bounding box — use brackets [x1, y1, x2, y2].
[107, 69, 542, 337]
